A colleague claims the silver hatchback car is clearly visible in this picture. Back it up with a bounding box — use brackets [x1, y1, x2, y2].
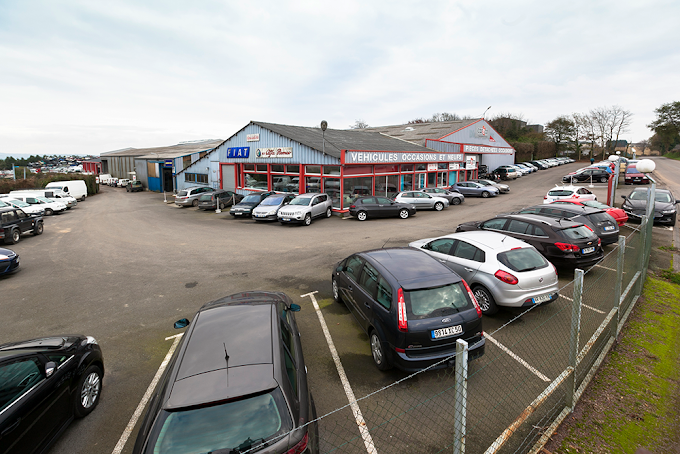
[394, 191, 449, 211]
[409, 231, 559, 315]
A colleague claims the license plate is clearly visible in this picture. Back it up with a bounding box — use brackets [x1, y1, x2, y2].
[604, 226, 615, 231]
[256, 214, 266, 217]
[234, 212, 243, 216]
[431, 325, 463, 339]
[582, 247, 595, 254]
[282, 218, 290, 221]
[533, 293, 552, 304]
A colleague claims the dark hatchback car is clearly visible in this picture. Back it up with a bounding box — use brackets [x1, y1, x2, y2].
[197, 190, 244, 210]
[126, 180, 144, 192]
[0, 247, 20, 276]
[332, 248, 485, 372]
[456, 214, 603, 268]
[132, 292, 318, 454]
[229, 191, 276, 217]
[0, 335, 104, 454]
[515, 204, 619, 245]
[562, 168, 610, 184]
[621, 187, 679, 225]
[528, 160, 549, 170]
[1, 207, 43, 245]
[348, 196, 416, 221]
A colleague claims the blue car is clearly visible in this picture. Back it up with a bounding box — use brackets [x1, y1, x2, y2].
[0, 247, 19, 275]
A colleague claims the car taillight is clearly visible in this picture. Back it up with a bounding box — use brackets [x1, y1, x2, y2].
[543, 195, 547, 199]
[397, 288, 408, 332]
[494, 270, 519, 285]
[462, 280, 482, 318]
[350, 205, 356, 209]
[286, 432, 308, 454]
[598, 238, 601, 246]
[555, 242, 580, 252]
[550, 262, 557, 277]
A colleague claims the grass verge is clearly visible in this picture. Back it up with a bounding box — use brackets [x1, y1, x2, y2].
[546, 276, 680, 453]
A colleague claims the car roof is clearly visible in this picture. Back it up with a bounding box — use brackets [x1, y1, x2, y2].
[360, 248, 460, 290]
[431, 231, 530, 252]
[296, 192, 322, 198]
[167, 294, 283, 409]
[533, 204, 603, 215]
[497, 213, 583, 228]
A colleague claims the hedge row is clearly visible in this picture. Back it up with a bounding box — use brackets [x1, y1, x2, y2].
[0, 174, 99, 196]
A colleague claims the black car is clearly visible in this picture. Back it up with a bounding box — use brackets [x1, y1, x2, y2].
[126, 181, 144, 192]
[229, 191, 276, 217]
[332, 248, 485, 372]
[197, 190, 244, 210]
[0, 247, 20, 276]
[348, 196, 417, 221]
[132, 291, 318, 454]
[528, 160, 549, 170]
[621, 187, 679, 225]
[0, 335, 104, 454]
[562, 168, 610, 184]
[456, 214, 603, 267]
[0, 207, 43, 245]
[515, 204, 619, 245]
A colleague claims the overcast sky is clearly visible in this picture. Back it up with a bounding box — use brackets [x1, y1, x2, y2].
[1, 0, 677, 157]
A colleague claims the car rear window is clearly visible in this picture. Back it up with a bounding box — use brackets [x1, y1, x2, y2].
[497, 248, 548, 272]
[146, 389, 292, 454]
[559, 226, 593, 240]
[198, 194, 212, 201]
[405, 283, 471, 318]
[548, 190, 573, 196]
[177, 191, 188, 197]
[587, 212, 613, 223]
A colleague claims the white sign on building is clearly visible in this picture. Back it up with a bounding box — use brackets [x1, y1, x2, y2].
[256, 147, 293, 158]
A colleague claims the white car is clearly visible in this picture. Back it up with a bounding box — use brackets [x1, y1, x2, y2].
[117, 179, 131, 188]
[409, 231, 559, 314]
[1, 198, 45, 216]
[8, 194, 67, 215]
[394, 191, 449, 211]
[277, 192, 334, 226]
[543, 185, 597, 204]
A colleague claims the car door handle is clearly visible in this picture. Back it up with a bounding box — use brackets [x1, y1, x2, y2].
[1, 418, 20, 436]
[364, 302, 371, 309]
[465, 267, 474, 272]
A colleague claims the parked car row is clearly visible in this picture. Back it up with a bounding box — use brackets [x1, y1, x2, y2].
[493, 157, 575, 180]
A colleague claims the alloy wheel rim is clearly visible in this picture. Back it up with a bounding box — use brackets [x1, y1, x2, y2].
[371, 335, 382, 364]
[400, 210, 408, 218]
[332, 281, 338, 299]
[474, 290, 490, 311]
[81, 372, 100, 409]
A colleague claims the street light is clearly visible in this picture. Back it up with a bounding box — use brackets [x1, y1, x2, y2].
[482, 106, 491, 120]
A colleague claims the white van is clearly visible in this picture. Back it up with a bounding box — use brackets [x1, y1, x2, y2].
[45, 180, 88, 201]
[99, 174, 112, 185]
[10, 189, 77, 209]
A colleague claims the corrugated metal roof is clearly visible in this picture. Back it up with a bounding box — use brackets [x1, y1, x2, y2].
[252, 121, 437, 157]
[100, 140, 224, 159]
[363, 120, 480, 146]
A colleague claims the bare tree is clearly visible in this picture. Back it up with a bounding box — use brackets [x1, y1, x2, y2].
[350, 120, 369, 129]
[573, 112, 597, 160]
[545, 116, 575, 156]
[611, 106, 633, 152]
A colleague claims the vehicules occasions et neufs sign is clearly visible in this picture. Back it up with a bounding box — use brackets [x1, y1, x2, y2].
[344, 151, 464, 164]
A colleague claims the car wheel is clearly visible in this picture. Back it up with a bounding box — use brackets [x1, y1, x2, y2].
[357, 211, 368, 221]
[434, 202, 444, 211]
[451, 197, 461, 205]
[671, 214, 677, 225]
[600, 176, 608, 183]
[192, 199, 199, 207]
[326, 207, 332, 218]
[399, 208, 410, 219]
[7, 228, 20, 244]
[45, 208, 54, 216]
[126, 187, 130, 192]
[332, 278, 343, 304]
[74, 365, 102, 418]
[219, 202, 225, 210]
[473, 285, 498, 315]
[481, 191, 490, 198]
[370, 331, 392, 371]
[33, 221, 43, 236]
[303, 213, 312, 226]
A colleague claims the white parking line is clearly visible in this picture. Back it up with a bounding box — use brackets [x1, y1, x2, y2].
[111, 333, 184, 454]
[301, 291, 378, 454]
[484, 334, 551, 382]
[559, 295, 605, 314]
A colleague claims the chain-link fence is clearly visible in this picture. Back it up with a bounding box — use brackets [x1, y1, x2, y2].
[246, 185, 657, 454]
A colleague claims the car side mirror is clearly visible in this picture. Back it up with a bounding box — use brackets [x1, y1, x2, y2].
[621, 195, 626, 199]
[45, 361, 57, 378]
[287, 304, 301, 312]
[174, 318, 190, 329]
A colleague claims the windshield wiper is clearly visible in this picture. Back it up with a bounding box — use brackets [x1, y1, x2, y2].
[517, 266, 537, 272]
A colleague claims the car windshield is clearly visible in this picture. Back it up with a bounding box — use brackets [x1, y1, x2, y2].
[588, 212, 613, 223]
[36, 197, 51, 203]
[625, 167, 640, 174]
[9, 200, 28, 207]
[559, 226, 593, 240]
[497, 248, 548, 272]
[581, 201, 610, 210]
[177, 191, 188, 197]
[241, 195, 262, 203]
[655, 193, 673, 203]
[289, 197, 312, 206]
[406, 282, 471, 317]
[146, 389, 292, 454]
[261, 196, 285, 206]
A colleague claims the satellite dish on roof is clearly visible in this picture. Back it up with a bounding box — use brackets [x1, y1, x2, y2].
[320, 120, 328, 131]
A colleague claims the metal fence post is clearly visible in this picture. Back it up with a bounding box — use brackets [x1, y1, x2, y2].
[566, 268, 584, 411]
[638, 215, 648, 297]
[453, 339, 468, 454]
[613, 235, 625, 338]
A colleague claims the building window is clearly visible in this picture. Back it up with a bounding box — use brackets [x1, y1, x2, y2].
[400, 164, 414, 172]
[186, 173, 208, 184]
[344, 165, 373, 175]
[344, 176, 372, 205]
[324, 178, 341, 208]
[306, 165, 321, 175]
[286, 165, 300, 173]
[374, 164, 399, 173]
[323, 166, 341, 176]
[183, 156, 191, 167]
[271, 165, 284, 173]
[438, 163, 448, 170]
[256, 164, 267, 172]
[245, 173, 268, 190]
[244, 164, 255, 171]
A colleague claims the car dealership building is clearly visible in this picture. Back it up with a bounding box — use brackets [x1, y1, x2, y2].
[177, 119, 515, 212]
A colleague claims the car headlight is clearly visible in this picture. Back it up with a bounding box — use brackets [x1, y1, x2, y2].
[267, 209, 277, 215]
[84, 336, 98, 345]
[662, 210, 675, 214]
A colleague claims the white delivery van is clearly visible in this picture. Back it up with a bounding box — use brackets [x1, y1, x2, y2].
[99, 174, 112, 185]
[45, 180, 88, 201]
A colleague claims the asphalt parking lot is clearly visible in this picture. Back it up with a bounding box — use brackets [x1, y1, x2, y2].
[1, 159, 676, 454]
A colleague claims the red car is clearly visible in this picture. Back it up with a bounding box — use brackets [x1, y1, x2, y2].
[624, 165, 650, 185]
[549, 198, 628, 226]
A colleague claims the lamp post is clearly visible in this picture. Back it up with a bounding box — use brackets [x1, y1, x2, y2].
[320, 120, 328, 155]
[482, 106, 491, 120]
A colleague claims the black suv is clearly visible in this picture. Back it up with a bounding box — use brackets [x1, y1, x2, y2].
[515, 204, 619, 245]
[0, 335, 104, 454]
[0, 207, 43, 244]
[332, 248, 485, 372]
[562, 168, 610, 184]
[456, 214, 603, 267]
[132, 292, 318, 454]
